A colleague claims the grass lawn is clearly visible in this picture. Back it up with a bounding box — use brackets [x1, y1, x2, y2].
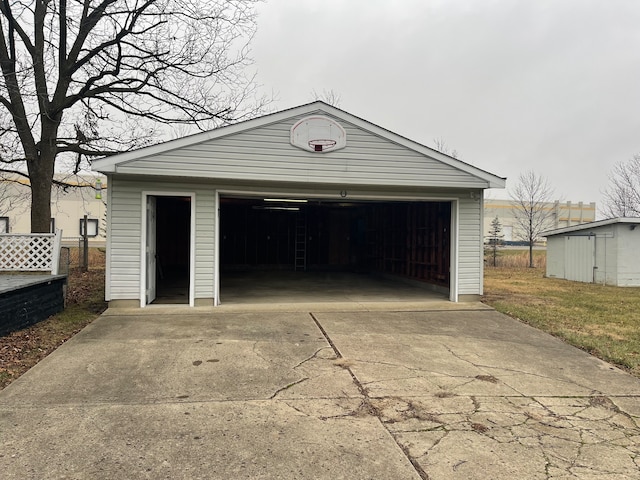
[0, 267, 107, 390]
[483, 265, 640, 377]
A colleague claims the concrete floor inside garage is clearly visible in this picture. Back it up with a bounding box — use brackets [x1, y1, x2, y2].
[219, 270, 448, 305]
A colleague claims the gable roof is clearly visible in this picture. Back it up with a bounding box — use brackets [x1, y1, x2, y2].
[543, 217, 640, 237]
[92, 101, 506, 189]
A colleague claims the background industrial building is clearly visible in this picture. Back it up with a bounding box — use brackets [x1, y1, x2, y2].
[483, 199, 596, 244]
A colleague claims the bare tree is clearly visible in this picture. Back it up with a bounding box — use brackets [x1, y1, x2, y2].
[311, 89, 341, 107]
[510, 171, 555, 268]
[433, 137, 458, 159]
[602, 154, 640, 218]
[0, 0, 267, 232]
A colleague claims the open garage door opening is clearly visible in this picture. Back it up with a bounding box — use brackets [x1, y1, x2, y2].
[219, 197, 452, 304]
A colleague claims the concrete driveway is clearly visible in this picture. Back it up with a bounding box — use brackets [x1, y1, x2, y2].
[1, 305, 639, 479]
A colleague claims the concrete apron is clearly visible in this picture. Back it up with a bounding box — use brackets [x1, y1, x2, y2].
[0, 309, 638, 479]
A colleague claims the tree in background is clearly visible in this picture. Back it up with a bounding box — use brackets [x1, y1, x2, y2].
[433, 137, 459, 159]
[485, 216, 504, 267]
[0, 0, 266, 232]
[311, 89, 342, 107]
[510, 171, 555, 268]
[602, 154, 640, 218]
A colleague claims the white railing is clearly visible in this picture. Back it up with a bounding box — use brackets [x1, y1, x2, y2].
[0, 230, 63, 275]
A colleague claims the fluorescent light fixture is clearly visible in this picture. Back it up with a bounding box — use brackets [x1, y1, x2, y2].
[263, 198, 307, 203]
[252, 206, 300, 211]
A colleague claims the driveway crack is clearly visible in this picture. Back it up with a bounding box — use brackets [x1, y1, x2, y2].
[269, 377, 309, 400]
[293, 346, 334, 369]
[309, 313, 429, 480]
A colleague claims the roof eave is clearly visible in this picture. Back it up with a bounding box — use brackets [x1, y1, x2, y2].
[543, 217, 640, 236]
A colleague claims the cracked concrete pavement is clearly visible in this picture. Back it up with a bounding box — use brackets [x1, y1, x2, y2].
[0, 307, 639, 479]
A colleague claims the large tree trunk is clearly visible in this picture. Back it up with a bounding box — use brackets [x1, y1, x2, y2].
[27, 155, 54, 233]
[27, 114, 60, 233]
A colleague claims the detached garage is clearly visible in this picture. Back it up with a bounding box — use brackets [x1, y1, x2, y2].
[92, 102, 505, 307]
[545, 217, 640, 286]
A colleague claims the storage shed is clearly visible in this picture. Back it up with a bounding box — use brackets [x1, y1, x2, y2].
[544, 218, 640, 286]
[92, 102, 505, 307]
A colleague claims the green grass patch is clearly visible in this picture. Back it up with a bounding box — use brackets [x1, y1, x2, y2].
[484, 266, 640, 376]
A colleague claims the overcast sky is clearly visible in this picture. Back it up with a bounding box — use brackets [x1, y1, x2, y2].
[252, 0, 640, 212]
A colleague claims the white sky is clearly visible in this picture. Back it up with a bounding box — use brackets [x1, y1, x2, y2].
[252, 0, 640, 212]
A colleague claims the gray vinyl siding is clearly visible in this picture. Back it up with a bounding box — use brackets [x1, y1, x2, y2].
[194, 189, 215, 298]
[107, 179, 484, 302]
[107, 178, 215, 301]
[457, 196, 483, 295]
[114, 113, 490, 189]
[108, 180, 142, 300]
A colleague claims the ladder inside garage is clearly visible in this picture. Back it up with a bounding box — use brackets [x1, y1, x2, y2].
[294, 210, 307, 271]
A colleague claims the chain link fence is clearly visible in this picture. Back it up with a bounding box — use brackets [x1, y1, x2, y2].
[60, 237, 106, 272]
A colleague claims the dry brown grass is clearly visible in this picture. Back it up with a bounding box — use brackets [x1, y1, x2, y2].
[486, 248, 546, 268]
[483, 265, 640, 377]
[63, 246, 106, 270]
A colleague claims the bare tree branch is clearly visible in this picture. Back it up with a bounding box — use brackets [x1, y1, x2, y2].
[602, 154, 640, 218]
[311, 89, 341, 107]
[510, 171, 556, 268]
[433, 137, 459, 159]
[0, 0, 268, 232]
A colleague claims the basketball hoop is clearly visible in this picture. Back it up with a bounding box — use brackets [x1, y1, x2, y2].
[309, 139, 337, 152]
[290, 116, 347, 153]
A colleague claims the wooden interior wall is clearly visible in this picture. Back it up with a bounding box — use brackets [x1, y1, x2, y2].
[220, 200, 451, 288]
[364, 202, 450, 287]
[220, 204, 296, 268]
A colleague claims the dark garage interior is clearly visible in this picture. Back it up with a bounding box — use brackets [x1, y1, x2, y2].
[154, 195, 191, 303]
[219, 197, 451, 297]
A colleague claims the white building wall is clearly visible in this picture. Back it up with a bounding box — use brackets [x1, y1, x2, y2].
[107, 177, 216, 302]
[615, 224, 640, 286]
[106, 178, 485, 304]
[458, 195, 483, 296]
[1, 177, 107, 244]
[107, 178, 143, 300]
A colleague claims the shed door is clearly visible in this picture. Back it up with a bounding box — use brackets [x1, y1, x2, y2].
[564, 235, 594, 283]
